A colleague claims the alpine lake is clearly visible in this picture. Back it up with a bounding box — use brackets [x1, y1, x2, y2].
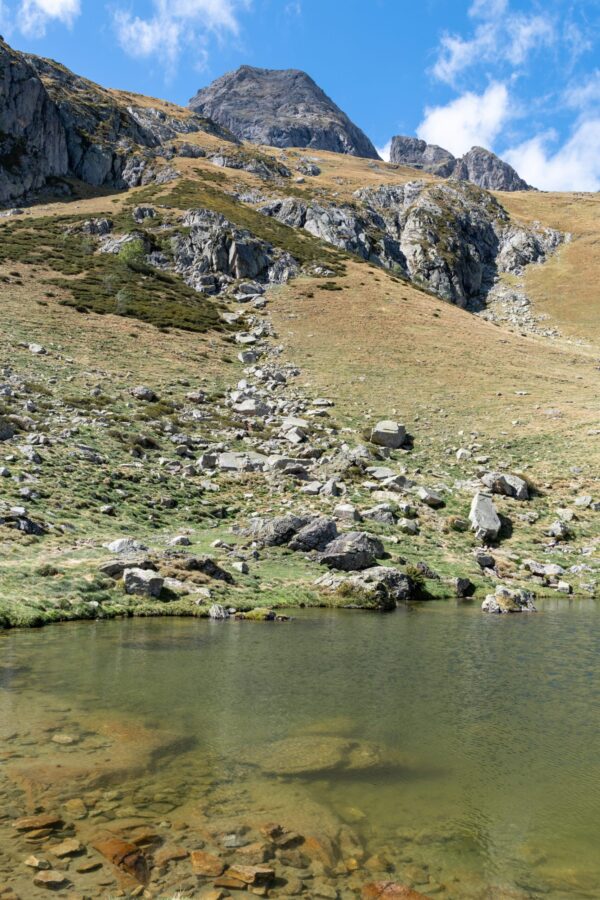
[1, 598, 598, 899]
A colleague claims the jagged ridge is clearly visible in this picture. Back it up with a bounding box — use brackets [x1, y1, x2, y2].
[390, 136, 531, 192]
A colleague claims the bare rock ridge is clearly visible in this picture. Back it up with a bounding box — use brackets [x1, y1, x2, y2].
[0, 38, 236, 206]
[189, 65, 380, 159]
[390, 136, 532, 192]
[260, 180, 562, 307]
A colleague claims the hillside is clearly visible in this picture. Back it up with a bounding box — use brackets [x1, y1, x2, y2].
[0, 82, 599, 635]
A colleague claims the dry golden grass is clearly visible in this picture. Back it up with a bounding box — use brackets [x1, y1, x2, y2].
[271, 260, 600, 474]
[498, 191, 600, 342]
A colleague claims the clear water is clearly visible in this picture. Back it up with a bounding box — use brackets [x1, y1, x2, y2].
[1, 600, 599, 898]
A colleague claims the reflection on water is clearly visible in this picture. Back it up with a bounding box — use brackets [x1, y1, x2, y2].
[1, 599, 599, 898]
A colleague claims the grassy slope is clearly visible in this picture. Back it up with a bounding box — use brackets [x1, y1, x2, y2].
[499, 190, 600, 342]
[0, 126, 599, 626]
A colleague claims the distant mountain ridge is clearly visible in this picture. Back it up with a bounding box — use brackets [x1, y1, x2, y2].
[189, 65, 380, 160]
[390, 136, 532, 191]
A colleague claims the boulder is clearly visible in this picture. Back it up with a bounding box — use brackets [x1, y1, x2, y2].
[370, 420, 406, 449]
[131, 385, 158, 402]
[417, 486, 445, 508]
[482, 586, 536, 614]
[362, 503, 396, 525]
[105, 537, 148, 555]
[249, 514, 312, 546]
[208, 604, 229, 619]
[481, 471, 529, 501]
[469, 492, 501, 542]
[316, 566, 412, 610]
[317, 532, 385, 571]
[288, 517, 338, 552]
[454, 577, 475, 598]
[123, 568, 164, 598]
[546, 520, 573, 541]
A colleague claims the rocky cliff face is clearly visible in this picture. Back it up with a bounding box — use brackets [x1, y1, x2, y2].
[0, 39, 235, 206]
[261, 180, 561, 306]
[388, 137, 455, 178]
[0, 41, 67, 205]
[189, 66, 380, 159]
[390, 136, 531, 192]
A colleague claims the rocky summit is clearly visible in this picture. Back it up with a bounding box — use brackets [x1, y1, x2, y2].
[189, 65, 380, 159]
[390, 136, 531, 191]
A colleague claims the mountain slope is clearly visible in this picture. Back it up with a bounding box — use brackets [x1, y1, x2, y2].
[189, 65, 380, 159]
[0, 39, 237, 205]
[390, 136, 531, 191]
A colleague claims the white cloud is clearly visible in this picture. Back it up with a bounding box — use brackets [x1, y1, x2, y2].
[432, 1, 554, 86]
[417, 82, 510, 157]
[505, 120, 600, 191]
[113, 0, 248, 70]
[19, 0, 80, 36]
[377, 140, 391, 162]
[564, 70, 600, 110]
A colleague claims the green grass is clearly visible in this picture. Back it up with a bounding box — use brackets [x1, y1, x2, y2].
[0, 216, 224, 332]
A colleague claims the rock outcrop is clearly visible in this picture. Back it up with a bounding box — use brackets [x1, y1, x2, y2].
[262, 180, 562, 307]
[389, 137, 455, 177]
[171, 208, 299, 294]
[189, 65, 380, 159]
[0, 38, 235, 205]
[390, 136, 532, 191]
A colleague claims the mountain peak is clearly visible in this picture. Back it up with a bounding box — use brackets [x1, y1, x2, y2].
[189, 66, 380, 160]
[390, 135, 532, 191]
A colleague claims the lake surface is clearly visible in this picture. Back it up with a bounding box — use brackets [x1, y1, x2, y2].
[1, 600, 599, 898]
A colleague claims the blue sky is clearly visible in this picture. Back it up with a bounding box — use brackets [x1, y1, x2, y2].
[1, 0, 599, 189]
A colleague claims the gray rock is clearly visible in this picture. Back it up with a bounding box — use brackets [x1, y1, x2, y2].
[189, 66, 380, 159]
[390, 136, 455, 177]
[289, 517, 338, 552]
[317, 531, 385, 571]
[398, 518, 419, 535]
[390, 136, 532, 191]
[123, 567, 163, 598]
[545, 520, 573, 541]
[106, 537, 148, 555]
[0, 419, 15, 441]
[469, 492, 501, 543]
[333, 502, 361, 521]
[316, 565, 413, 610]
[417, 486, 445, 508]
[131, 385, 158, 402]
[249, 514, 312, 546]
[481, 471, 529, 501]
[362, 503, 396, 525]
[453, 146, 531, 192]
[370, 420, 406, 449]
[454, 577, 475, 598]
[482, 586, 536, 613]
[208, 603, 229, 619]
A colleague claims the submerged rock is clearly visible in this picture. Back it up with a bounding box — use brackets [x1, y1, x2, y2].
[362, 883, 432, 899]
[241, 735, 406, 777]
